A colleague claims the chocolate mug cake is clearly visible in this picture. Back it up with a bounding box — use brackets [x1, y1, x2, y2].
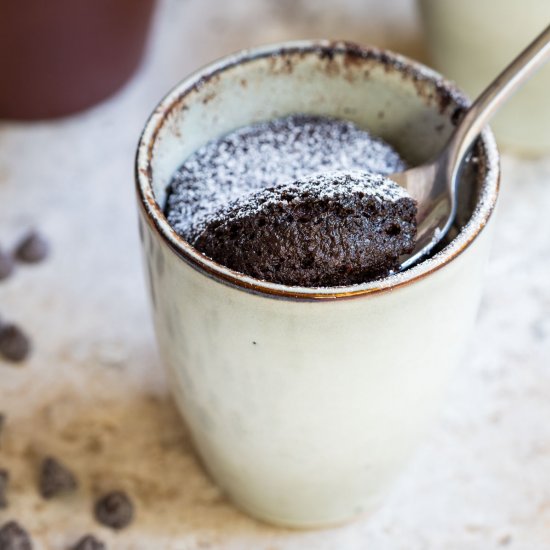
[136, 41, 499, 528]
[165, 114, 416, 286]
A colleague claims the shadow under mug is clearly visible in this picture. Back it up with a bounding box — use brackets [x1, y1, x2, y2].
[135, 41, 499, 528]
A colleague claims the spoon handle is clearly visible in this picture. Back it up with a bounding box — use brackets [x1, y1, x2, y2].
[448, 24, 550, 169]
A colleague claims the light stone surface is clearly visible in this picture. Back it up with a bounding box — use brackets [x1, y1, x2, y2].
[1, 0, 550, 548]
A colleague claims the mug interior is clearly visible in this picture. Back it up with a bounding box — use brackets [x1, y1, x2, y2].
[136, 41, 499, 299]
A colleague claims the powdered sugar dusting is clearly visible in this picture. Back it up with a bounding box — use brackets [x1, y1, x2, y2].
[201, 170, 411, 229]
[165, 114, 407, 240]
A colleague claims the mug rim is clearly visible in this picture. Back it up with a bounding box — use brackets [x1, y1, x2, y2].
[135, 40, 500, 301]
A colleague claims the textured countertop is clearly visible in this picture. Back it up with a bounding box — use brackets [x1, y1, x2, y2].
[1, 0, 550, 548]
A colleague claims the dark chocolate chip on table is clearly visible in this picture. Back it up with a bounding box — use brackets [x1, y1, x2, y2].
[0, 414, 5, 452]
[39, 456, 77, 499]
[0, 521, 33, 550]
[94, 491, 134, 530]
[14, 231, 50, 264]
[0, 325, 31, 363]
[0, 470, 8, 509]
[0, 249, 15, 281]
[71, 534, 106, 550]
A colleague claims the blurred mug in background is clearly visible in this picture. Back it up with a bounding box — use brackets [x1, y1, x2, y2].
[418, 0, 550, 156]
[0, 0, 157, 120]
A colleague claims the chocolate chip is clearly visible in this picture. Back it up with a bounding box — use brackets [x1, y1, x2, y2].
[39, 457, 77, 499]
[14, 231, 50, 264]
[0, 249, 15, 281]
[94, 491, 134, 530]
[0, 470, 8, 509]
[0, 521, 32, 550]
[0, 325, 31, 363]
[70, 534, 106, 550]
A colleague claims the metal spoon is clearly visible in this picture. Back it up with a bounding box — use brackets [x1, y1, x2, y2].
[393, 24, 550, 270]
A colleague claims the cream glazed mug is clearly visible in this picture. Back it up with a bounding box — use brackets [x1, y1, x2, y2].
[417, 0, 550, 155]
[135, 41, 499, 528]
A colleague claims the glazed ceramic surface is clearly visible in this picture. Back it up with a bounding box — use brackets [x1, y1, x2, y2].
[418, 0, 550, 156]
[136, 41, 499, 527]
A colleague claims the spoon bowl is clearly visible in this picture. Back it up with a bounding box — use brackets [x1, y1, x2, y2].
[393, 24, 550, 271]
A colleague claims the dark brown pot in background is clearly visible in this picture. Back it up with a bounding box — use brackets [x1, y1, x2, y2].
[0, 0, 157, 120]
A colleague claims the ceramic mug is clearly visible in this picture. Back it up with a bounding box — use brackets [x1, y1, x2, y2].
[417, 0, 550, 156]
[0, 0, 157, 119]
[135, 41, 499, 528]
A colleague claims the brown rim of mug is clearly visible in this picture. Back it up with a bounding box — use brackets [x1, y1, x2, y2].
[135, 40, 500, 302]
